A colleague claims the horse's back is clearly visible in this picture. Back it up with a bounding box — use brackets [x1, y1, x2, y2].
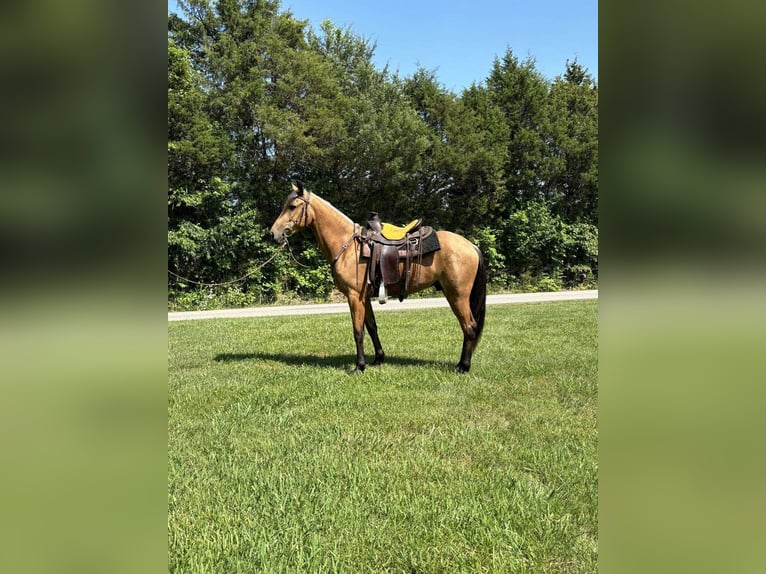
[434, 230, 480, 266]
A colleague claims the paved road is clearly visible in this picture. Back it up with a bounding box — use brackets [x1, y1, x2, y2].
[168, 289, 597, 322]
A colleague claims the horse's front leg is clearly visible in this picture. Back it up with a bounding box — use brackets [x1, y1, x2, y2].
[364, 297, 385, 366]
[347, 293, 367, 374]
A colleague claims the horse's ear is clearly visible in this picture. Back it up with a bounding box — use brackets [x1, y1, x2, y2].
[291, 181, 305, 196]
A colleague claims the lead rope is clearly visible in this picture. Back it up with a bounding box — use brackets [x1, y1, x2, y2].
[168, 242, 286, 287]
[284, 239, 312, 268]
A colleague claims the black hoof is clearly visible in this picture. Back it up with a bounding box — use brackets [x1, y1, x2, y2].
[371, 354, 385, 366]
[455, 363, 470, 374]
[351, 366, 365, 375]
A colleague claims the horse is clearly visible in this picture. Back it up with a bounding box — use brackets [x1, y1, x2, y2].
[270, 182, 486, 374]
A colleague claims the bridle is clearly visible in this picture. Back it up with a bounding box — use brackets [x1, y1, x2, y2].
[283, 191, 311, 238]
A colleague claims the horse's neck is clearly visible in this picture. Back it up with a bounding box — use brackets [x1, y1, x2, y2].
[309, 195, 355, 263]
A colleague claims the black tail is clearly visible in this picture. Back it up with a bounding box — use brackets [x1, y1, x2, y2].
[470, 247, 487, 344]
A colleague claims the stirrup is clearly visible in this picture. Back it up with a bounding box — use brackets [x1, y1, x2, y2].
[378, 282, 387, 304]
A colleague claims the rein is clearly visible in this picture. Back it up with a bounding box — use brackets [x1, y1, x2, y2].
[168, 242, 286, 287]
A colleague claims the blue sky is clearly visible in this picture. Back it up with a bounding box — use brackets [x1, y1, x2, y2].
[168, 0, 597, 92]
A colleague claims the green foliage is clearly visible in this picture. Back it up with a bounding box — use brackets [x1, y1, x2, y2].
[280, 244, 334, 300]
[497, 202, 598, 290]
[403, 70, 510, 234]
[501, 201, 567, 278]
[536, 273, 564, 292]
[486, 53, 554, 210]
[470, 227, 506, 283]
[169, 285, 265, 312]
[168, 3, 597, 309]
[547, 60, 599, 223]
[564, 222, 599, 286]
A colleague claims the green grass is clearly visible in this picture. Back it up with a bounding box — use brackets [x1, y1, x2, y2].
[168, 300, 597, 573]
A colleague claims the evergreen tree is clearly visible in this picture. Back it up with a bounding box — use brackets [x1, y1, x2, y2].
[404, 70, 508, 233]
[308, 22, 429, 222]
[168, 38, 238, 286]
[547, 60, 599, 224]
[486, 50, 553, 211]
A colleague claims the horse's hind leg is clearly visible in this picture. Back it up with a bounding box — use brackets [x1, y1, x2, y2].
[445, 290, 479, 373]
[364, 298, 385, 366]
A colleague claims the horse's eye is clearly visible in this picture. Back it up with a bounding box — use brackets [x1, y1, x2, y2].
[288, 204, 297, 210]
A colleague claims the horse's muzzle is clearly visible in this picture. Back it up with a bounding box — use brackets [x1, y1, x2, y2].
[271, 222, 296, 244]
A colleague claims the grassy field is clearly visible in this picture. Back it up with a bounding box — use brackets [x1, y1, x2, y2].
[168, 300, 598, 573]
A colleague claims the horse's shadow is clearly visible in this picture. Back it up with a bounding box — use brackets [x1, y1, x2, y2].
[214, 351, 448, 371]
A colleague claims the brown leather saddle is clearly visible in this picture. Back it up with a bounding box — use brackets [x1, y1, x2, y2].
[361, 212, 440, 302]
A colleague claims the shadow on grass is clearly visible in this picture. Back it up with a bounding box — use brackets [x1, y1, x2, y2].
[214, 352, 449, 371]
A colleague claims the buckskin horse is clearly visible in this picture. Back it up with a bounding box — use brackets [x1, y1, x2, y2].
[270, 182, 486, 374]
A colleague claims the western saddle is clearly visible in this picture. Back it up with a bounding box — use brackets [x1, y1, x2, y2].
[362, 212, 439, 303]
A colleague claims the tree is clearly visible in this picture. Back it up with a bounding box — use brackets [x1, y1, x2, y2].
[486, 50, 553, 211]
[168, 38, 238, 286]
[403, 70, 509, 233]
[168, 1, 343, 299]
[307, 22, 429, 222]
[547, 60, 599, 224]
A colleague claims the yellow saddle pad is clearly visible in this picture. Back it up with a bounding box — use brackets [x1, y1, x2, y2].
[380, 219, 421, 240]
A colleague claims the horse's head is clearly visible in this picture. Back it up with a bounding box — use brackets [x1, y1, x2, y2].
[270, 182, 313, 243]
